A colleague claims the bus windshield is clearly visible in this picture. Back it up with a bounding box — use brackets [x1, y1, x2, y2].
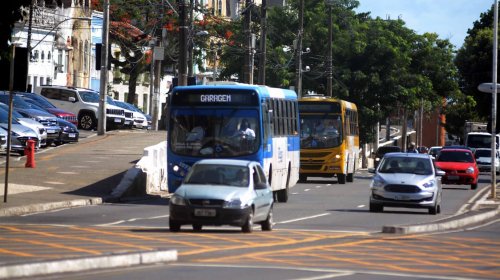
[169, 108, 260, 157]
[300, 115, 342, 148]
[466, 134, 499, 149]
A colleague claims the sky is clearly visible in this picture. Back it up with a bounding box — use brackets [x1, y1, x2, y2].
[355, 0, 494, 49]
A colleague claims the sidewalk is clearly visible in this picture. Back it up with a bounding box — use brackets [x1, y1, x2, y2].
[0, 130, 167, 216]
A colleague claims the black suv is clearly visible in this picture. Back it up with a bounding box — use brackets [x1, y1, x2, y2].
[373, 145, 402, 169]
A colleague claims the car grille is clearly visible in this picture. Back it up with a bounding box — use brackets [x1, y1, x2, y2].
[17, 136, 38, 146]
[62, 115, 78, 123]
[188, 199, 225, 207]
[107, 108, 124, 116]
[38, 118, 58, 127]
[384, 184, 421, 193]
[125, 112, 133, 118]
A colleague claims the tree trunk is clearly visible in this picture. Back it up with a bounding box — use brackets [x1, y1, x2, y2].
[127, 68, 139, 104]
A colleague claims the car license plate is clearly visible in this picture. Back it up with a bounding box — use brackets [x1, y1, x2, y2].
[69, 133, 76, 138]
[47, 129, 56, 133]
[447, 175, 459, 180]
[394, 195, 409, 201]
[114, 118, 122, 123]
[194, 208, 216, 217]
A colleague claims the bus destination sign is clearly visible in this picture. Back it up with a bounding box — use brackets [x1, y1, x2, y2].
[172, 89, 259, 106]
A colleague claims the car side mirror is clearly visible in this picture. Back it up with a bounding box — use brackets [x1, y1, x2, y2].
[68, 97, 76, 102]
[436, 170, 446, 176]
[255, 182, 269, 190]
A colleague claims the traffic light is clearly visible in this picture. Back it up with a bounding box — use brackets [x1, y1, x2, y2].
[95, 43, 111, 70]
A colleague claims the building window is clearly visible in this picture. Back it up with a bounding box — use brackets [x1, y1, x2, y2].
[84, 40, 89, 72]
[41, 51, 45, 61]
[48, 51, 51, 61]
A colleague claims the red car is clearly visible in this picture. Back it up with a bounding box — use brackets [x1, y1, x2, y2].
[434, 148, 479, 190]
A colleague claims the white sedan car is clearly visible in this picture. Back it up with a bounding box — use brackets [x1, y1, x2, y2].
[169, 159, 274, 233]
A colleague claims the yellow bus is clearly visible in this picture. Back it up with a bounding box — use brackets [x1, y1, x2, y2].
[298, 95, 359, 184]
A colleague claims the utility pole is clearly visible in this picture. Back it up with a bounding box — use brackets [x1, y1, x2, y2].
[178, 0, 188, 86]
[326, 0, 333, 97]
[295, 0, 304, 97]
[491, 0, 498, 199]
[258, 0, 267, 85]
[98, 0, 110, 135]
[26, 0, 34, 91]
[243, 0, 253, 84]
[187, 0, 194, 77]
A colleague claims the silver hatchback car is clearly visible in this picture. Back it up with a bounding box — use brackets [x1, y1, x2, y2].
[369, 153, 445, 215]
[169, 159, 274, 233]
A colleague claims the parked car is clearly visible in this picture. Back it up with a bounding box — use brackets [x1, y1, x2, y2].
[36, 85, 125, 130]
[434, 148, 479, 190]
[0, 128, 6, 150]
[0, 92, 60, 145]
[0, 103, 47, 148]
[474, 148, 500, 174]
[107, 97, 134, 129]
[17, 92, 78, 126]
[372, 145, 401, 169]
[112, 100, 149, 129]
[0, 110, 39, 155]
[169, 159, 274, 233]
[428, 146, 442, 159]
[368, 153, 444, 214]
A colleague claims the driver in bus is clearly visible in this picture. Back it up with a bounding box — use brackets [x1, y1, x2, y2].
[236, 119, 255, 140]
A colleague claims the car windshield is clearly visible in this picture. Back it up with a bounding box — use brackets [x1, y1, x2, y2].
[169, 108, 259, 157]
[475, 149, 491, 158]
[378, 157, 433, 175]
[23, 94, 57, 108]
[377, 146, 401, 156]
[79, 91, 100, 103]
[184, 164, 249, 187]
[299, 115, 342, 149]
[437, 151, 474, 163]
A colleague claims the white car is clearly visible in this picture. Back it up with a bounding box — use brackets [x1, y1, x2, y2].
[474, 148, 500, 174]
[169, 159, 274, 233]
[36, 86, 126, 130]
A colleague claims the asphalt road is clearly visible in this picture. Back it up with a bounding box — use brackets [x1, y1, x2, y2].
[0, 172, 498, 279]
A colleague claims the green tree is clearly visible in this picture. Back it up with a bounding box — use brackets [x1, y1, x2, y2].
[455, 6, 494, 134]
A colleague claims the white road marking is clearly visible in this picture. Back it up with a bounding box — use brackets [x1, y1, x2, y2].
[278, 213, 330, 224]
[357, 204, 365, 208]
[95, 214, 170, 227]
[304, 189, 311, 192]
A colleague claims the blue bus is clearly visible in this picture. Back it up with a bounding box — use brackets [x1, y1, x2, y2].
[167, 83, 300, 202]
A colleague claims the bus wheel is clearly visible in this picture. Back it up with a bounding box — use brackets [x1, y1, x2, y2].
[277, 187, 288, 202]
[346, 173, 354, 182]
[299, 174, 307, 182]
[337, 174, 346, 184]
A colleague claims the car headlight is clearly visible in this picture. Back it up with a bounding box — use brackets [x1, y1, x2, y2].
[422, 179, 435, 188]
[223, 199, 245, 209]
[371, 176, 385, 188]
[170, 194, 186, 206]
[466, 167, 475, 174]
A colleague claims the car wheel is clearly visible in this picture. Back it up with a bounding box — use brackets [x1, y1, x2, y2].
[429, 203, 438, 215]
[471, 183, 478, 190]
[79, 113, 96, 130]
[192, 224, 202, 232]
[242, 211, 254, 233]
[169, 218, 181, 232]
[338, 173, 346, 184]
[261, 208, 273, 231]
[369, 202, 383, 212]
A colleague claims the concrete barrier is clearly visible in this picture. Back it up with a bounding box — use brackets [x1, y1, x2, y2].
[111, 141, 168, 198]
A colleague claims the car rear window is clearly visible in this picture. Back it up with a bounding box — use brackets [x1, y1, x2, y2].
[437, 151, 474, 163]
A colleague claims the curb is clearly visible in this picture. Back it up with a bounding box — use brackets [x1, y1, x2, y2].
[0, 197, 104, 217]
[382, 206, 500, 234]
[0, 250, 177, 279]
